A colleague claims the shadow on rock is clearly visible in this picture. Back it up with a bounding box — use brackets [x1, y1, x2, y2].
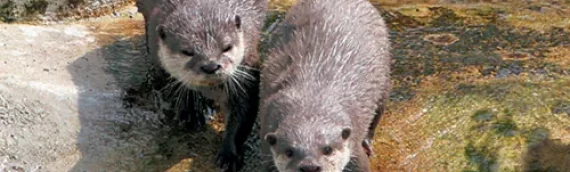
[66, 34, 225, 171]
[523, 128, 570, 172]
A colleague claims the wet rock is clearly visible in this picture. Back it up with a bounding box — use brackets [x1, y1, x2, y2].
[423, 33, 459, 46]
[480, 66, 496, 76]
[539, 7, 556, 13]
[0, 0, 132, 23]
[532, 68, 548, 76]
[472, 109, 495, 122]
[495, 64, 523, 78]
[496, 69, 512, 78]
[499, 51, 534, 61]
[527, 5, 542, 12]
[526, 5, 558, 13]
[552, 101, 570, 116]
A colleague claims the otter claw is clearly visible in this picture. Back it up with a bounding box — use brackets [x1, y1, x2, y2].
[362, 139, 375, 157]
[216, 149, 241, 172]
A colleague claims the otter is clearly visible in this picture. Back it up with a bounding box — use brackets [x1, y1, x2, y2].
[258, 0, 391, 171]
[135, 0, 268, 171]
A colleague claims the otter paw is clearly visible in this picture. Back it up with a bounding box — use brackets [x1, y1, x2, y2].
[185, 114, 207, 130]
[362, 139, 375, 157]
[177, 108, 207, 131]
[215, 148, 242, 172]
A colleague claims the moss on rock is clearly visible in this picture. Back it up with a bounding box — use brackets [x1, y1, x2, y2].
[0, 0, 133, 23]
[0, 0, 17, 22]
[23, 0, 49, 16]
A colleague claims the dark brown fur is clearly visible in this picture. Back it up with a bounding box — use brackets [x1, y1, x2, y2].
[259, 0, 391, 171]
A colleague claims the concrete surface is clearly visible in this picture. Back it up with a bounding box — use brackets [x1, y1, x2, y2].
[0, 9, 169, 171]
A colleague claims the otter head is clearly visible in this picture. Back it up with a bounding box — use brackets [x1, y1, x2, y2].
[262, 94, 352, 172]
[264, 126, 352, 172]
[156, 12, 246, 87]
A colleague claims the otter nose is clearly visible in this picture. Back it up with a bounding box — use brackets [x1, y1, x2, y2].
[299, 165, 321, 172]
[200, 63, 221, 74]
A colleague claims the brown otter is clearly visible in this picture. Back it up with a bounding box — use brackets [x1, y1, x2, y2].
[135, 0, 268, 171]
[259, 0, 391, 171]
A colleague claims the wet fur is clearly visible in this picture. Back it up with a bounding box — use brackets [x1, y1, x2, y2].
[259, 0, 391, 171]
[136, 0, 267, 171]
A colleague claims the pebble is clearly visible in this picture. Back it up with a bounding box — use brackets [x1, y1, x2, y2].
[496, 69, 512, 78]
[540, 7, 555, 13]
[10, 166, 25, 172]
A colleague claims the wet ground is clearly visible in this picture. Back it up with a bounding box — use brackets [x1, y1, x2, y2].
[1, 0, 570, 172]
[367, 0, 570, 171]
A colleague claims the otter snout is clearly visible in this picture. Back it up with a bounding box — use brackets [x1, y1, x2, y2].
[200, 62, 222, 74]
[299, 165, 322, 172]
[298, 159, 322, 172]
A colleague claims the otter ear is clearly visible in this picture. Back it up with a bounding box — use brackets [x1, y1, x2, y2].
[234, 15, 241, 29]
[265, 133, 277, 146]
[341, 128, 351, 140]
[157, 26, 166, 40]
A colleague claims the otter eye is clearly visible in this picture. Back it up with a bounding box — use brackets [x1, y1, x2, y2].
[181, 50, 194, 56]
[158, 27, 166, 40]
[323, 146, 333, 156]
[234, 15, 241, 29]
[341, 128, 351, 140]
[265, 133, 277, 146]
[222, 45, 233, 53]
[285, 149, 294, 158]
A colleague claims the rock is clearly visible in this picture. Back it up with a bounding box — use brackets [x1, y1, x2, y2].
[540, 7, 556, 13]
[552, 102, 570, 116]
[423, 33, 459, 46]
[0, 0, 133, 23]
[496, 68, 512, 78]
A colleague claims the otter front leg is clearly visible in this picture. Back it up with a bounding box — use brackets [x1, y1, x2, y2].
[216, 70, 260, 172]
[216, 97, 258, 172]
[216, 106, 242, 172]
[176, 90, 209, 130]
[353, 141, 372, 172]
[344, 141, 371, 172]
[362, 102, 385, 157]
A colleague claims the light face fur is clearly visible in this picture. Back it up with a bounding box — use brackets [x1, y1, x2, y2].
[156, 2, 247, 88]
[261, 86, 358, 172]
[157, 29, 246, 87]
[263, 98, 354, 172]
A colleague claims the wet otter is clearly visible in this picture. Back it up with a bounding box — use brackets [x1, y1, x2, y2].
[135, 0, 267, 171]
[259, 0, 391, 171]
